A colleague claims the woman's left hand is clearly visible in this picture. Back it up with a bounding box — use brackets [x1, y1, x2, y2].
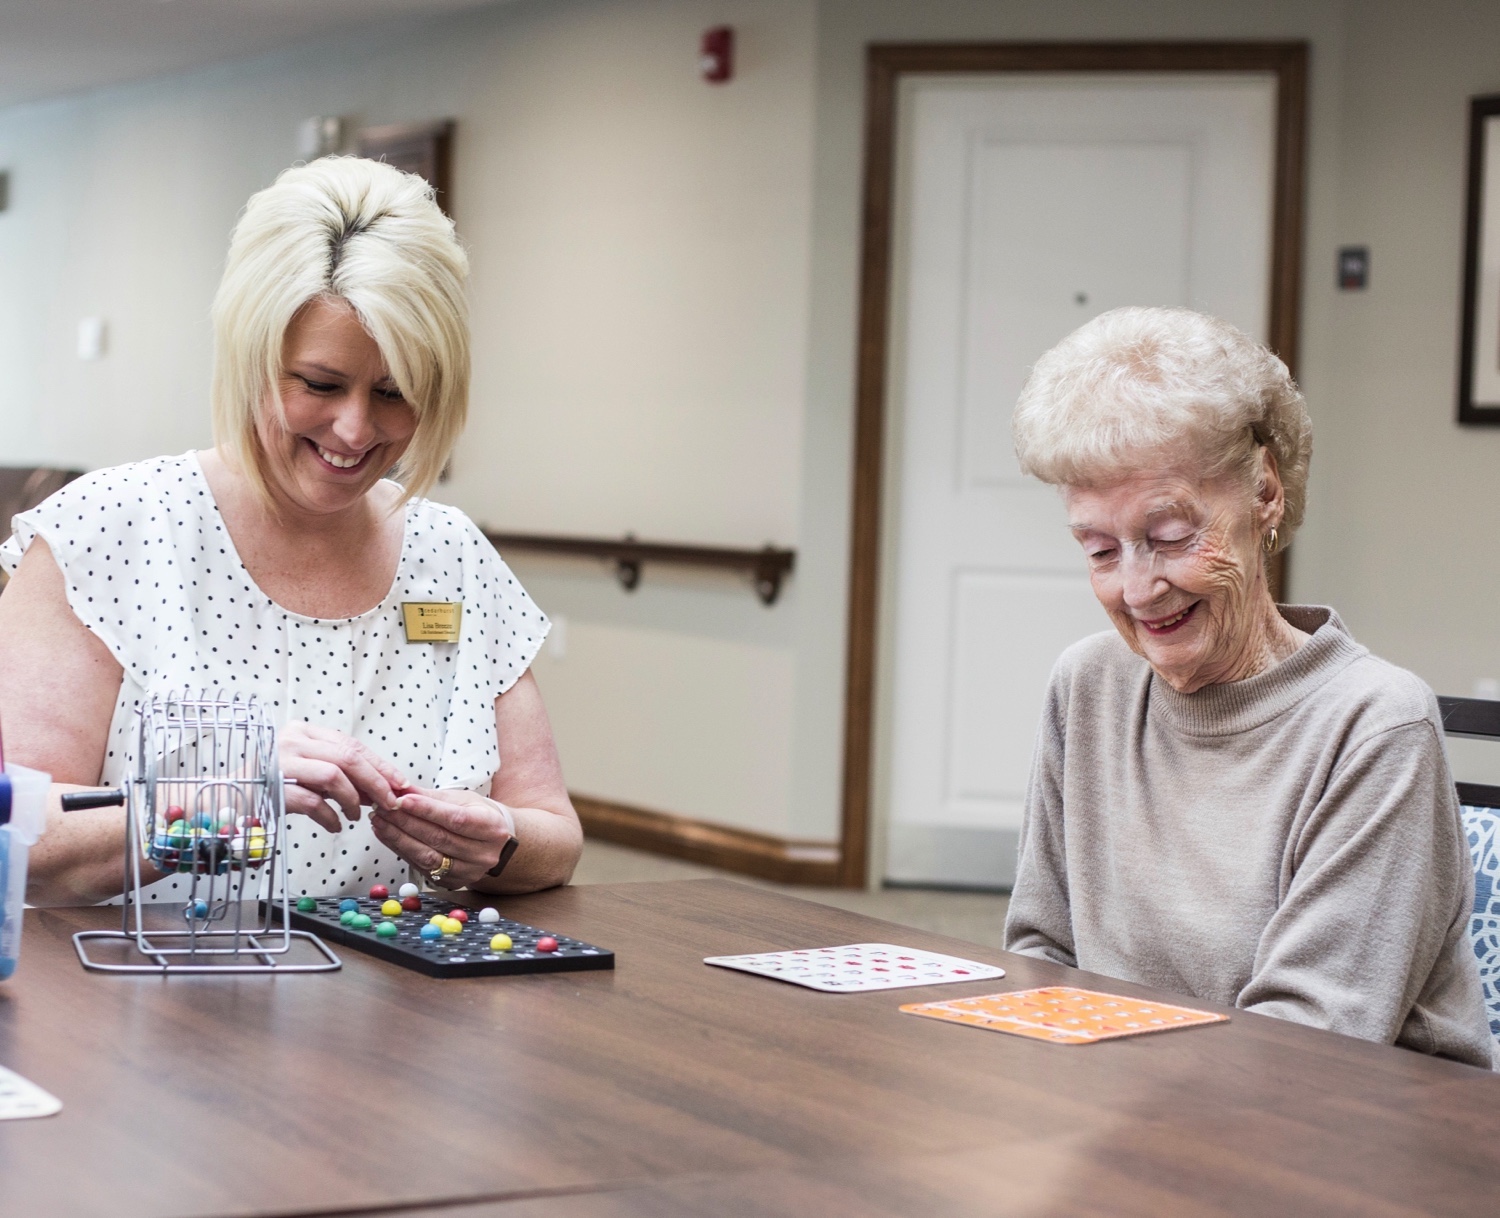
[369, 788, 515, 890]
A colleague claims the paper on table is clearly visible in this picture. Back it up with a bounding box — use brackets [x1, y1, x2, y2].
[0, 1065, 62, 1119]
[704, 943, 1005, 992]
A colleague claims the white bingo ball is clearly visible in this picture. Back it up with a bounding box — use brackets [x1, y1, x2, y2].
[398, 882, 420, 899]
[477, 907, 500, 924]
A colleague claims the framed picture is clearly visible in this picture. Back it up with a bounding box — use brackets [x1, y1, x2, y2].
[1459, 96, 1500, 423]
[357, 120, 455, 216]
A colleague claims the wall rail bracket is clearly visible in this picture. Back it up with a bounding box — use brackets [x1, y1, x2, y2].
[484, 531, 796, 605]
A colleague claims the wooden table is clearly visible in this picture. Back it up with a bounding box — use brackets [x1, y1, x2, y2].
[1, 879, 1497, 1218]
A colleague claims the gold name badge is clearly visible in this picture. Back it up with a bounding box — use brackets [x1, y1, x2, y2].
[402, 601, 462, 643]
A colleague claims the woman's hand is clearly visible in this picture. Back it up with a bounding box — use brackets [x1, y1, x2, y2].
[369, 788, 515, 890]
[278, 721, 408, 833]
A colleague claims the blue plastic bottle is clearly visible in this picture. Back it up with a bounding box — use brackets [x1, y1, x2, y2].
[0, 765, 51, 980]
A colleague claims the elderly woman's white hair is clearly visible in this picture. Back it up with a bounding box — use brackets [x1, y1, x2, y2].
[1013, 307, 1312, 552]
[211, 156, 469, 504]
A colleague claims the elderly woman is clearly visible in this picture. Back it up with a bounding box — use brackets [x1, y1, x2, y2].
[1004, 307, 1492, 1068]
[0, 157, 582, 905]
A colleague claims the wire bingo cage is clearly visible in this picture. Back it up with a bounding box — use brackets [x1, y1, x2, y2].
[63, 691, 340, 974]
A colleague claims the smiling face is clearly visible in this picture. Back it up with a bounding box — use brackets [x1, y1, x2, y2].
[256, 296, 416, 517]
[1065, 451, 1285, 693]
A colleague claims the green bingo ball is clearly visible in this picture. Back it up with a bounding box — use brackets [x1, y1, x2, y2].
[296, 896, 317, 913]
[339, 910, 358, 926]
[351, 913, 372, 930]
[376, 920, 398, 938]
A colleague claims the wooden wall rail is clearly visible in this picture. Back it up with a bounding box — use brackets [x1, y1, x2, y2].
[485, 531, 796, 605]
[573, 794, 841, 885]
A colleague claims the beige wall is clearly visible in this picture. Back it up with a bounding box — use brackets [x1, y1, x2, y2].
[6, 0, 1500, 851]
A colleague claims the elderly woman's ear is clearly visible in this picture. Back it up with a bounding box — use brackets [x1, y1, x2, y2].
[1254, 445, 1287, 539]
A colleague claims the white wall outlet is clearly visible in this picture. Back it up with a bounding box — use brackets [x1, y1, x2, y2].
[1475, 677, 1500, 701]
[76, 317, 106, 360]
[547, 614, 567, 661]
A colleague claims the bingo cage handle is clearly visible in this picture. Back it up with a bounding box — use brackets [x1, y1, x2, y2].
[60, 788, 126, 812]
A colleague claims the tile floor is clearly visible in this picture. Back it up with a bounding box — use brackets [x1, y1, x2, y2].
[571, 838, 1011, 950]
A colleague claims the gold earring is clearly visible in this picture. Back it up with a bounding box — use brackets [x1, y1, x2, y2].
[1263, 526, 1279, 556]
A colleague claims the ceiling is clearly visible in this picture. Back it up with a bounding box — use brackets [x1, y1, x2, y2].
[0, 0, 505, 110]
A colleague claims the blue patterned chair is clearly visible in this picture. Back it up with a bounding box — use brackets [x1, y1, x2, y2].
[1439, 696, 1500, 1050]
[1459, 804, 1500, 1043]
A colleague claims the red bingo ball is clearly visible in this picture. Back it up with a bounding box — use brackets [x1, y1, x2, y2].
[369, 885, 389, 901]
[165, 806, 186, 824]
[448, 909, 469, 924]
[536, 936, 559, 953]
[401, 895, 423, 912]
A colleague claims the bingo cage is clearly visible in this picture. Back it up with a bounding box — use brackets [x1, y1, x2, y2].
[62, 692, 340, 974]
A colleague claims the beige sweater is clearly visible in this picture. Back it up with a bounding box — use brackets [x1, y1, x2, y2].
[1004, 606, 1494, 1069]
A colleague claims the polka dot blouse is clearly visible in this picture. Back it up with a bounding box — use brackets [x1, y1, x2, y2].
[0, 452, 549, 902]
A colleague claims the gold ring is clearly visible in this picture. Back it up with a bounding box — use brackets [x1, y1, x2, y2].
[428, 855, 452, 885]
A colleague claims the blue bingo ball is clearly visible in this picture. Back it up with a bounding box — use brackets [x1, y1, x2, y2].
[186, 900, 209, 919]
[338, 898, 359, 913]
[192, 812, 214, 831]
[419, 924, 442, 941]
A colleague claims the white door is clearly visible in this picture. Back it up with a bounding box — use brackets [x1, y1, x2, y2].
[883, 74, 1277, 888]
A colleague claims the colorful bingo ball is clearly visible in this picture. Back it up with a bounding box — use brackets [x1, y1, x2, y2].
[165, 805, 186, 824]
[339, 898, 359, 913]
[536, 936, 559, 953]
[168, 820, 192, 843]
[247, 830, 269, 862]
[477, 907, 500, 924]
[376, 921, 398, 938]
[186, 900, 209, 919]
[440, 918, 463, 936]
[401, 895, 422, 912]
[296, 896, 317, 913]
[340, 910, 358, 926]
[419, 924, 442, 941]
[398, 882, 420, 899]
[380, 900, 402, 918]
[429, 913, 447, 926]
[369, 884, 390, 901]
[351, 913, 373, 930]
[447, 909, 469, 924]
[489, 933, 513, 952]
[192, 812, 214, 831]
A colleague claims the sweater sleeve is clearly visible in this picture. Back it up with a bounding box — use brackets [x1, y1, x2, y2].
[1238, 718, 1494, 1068]
[1004, 664, 1078, 967]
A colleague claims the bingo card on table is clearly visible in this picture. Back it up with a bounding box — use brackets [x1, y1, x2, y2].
[704, 943, 1005, 992]
[901, 986, 1229, 1044]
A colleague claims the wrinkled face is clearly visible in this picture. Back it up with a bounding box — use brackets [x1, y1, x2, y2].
[1065, 456, 1275, 693]
[257, 296, 416, 516]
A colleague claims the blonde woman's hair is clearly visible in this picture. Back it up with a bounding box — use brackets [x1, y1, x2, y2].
[211, 156, 469, 503]
[1012, 307, 1312, 552]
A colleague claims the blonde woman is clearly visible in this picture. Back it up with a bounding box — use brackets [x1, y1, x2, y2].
[1004, 307, 1493, 1068]
[0, 158, 582, 905]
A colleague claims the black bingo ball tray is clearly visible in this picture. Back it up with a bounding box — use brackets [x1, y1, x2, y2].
[265, 894, 614, 978]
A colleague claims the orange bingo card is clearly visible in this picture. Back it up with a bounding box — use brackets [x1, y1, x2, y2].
[900, 986, 1228, 1045]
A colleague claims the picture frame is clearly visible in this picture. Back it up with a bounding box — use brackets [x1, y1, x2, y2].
[1458, 95, 1500, 423]
[356, 120, 455, 216]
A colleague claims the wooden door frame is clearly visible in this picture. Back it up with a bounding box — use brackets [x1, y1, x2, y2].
[835, 42, 1309, 887]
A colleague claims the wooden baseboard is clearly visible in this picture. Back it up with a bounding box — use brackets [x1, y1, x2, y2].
[573, 794, 843, 886]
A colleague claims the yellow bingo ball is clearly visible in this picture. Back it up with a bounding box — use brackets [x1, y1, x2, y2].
[440, 917, 463, 936]
[429, 914, 447, 926]
[489, 933, 513, 952]
[380, 900, 402, 917]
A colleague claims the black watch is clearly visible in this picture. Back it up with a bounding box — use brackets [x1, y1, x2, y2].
[485, 835, 519, 878]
